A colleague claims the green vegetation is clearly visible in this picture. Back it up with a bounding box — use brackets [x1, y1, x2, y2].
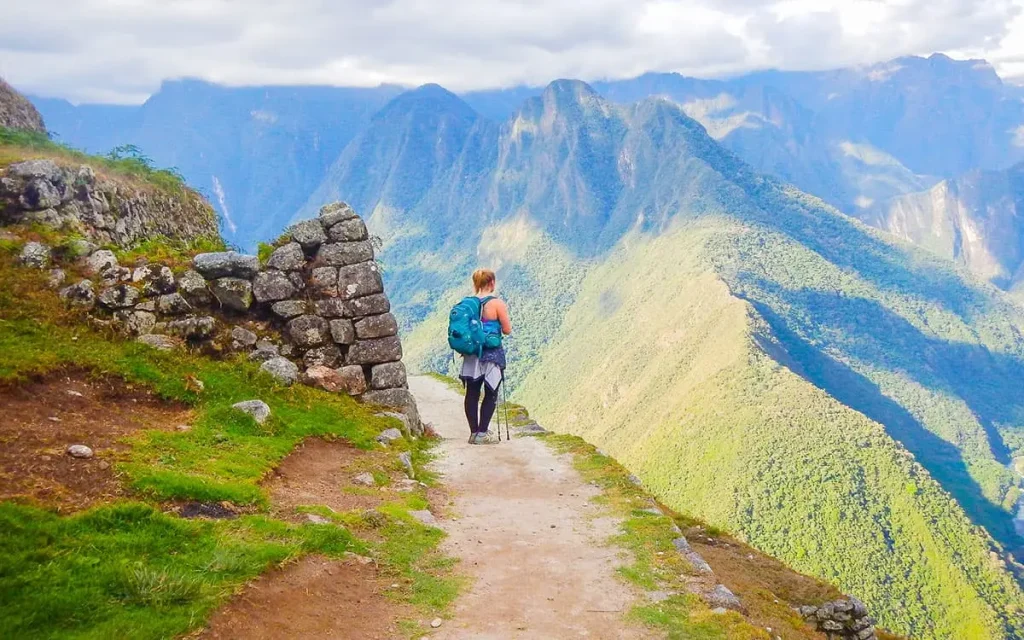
[0, 503, 358, 640]
[0, 230, 459, 638]
[115, 235, 227, 271]
[0, 128, 191, 195]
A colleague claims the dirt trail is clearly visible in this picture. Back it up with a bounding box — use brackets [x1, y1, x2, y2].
[410, 375, 656, 640]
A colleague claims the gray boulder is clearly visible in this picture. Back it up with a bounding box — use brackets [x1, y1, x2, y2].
[409, 510, 437, 526]
[232, 399, 271, 424]
[211, 277, 253, 312]
[329, 319, 355, 344]
[115, 310, 157, 335]
[313, 298, 345, 317]
[165, 315, 216, 340]
[377, 411, 412, 436]
[317, 241, 373, 266]
[703, 585, 742, 612]
[64, 238, 97, 258]
[352, 472, 376, 487]
[319, 202, 359, 227]
[336, 365, 368, 395]
[177, 269, 212, 305]
[354, 313, 398, 339]
[340, 293, 390, 318]
[19, 241, 50, 268]
[336, 262, 383, 300]
[327, 218, 369, 242]
[59, 279, 96, 308]
[271, 300, 307, 318]
[193, 251, 259, 279]
[362, 388, 421, 434]
[398, 451, 415, 479]
[303, 344, 342, 368]
[230, 326, 258, 348]
[84, 249, 118, 275]
[347, 336, 402, 364]
[287, 314, 330, 348]
[266, 242, 305, 271]
[370, 362, 407, 390]
[252, 270, 297, 303]
[98, 284, 141, 309]
[261, 357, 299, 385]
[137, 333, 183, 351]
[8, 159, 61, 181]
[376, 428, 404, 444]
[309, 266, 338, 296]
[99, 266, 131, 286]
[289, 219, 327, 250]
[248, 347, 280, 363]
[672, 537, 713, 574]
[157, 292, 192, 315]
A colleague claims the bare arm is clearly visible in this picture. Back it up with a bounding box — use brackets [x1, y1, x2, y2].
[495, 299, 512, 335]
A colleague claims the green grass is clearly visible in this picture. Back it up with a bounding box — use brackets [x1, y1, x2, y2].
[116, 235, 227, 272]
[0, 502, 360, 640]
[0, 129, 192, 196]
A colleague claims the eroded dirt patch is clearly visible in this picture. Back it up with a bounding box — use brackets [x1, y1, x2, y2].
[199, 555, 404, 640]
[266, 438, 388, 519]
[0, 370, 191, 511]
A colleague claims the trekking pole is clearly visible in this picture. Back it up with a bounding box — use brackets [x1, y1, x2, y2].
[503, 369, 511, 441]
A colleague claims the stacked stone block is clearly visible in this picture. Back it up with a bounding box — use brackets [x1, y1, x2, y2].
[798, 598, 877, 640]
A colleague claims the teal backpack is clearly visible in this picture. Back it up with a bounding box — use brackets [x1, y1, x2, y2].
[448, 296, 502, 356]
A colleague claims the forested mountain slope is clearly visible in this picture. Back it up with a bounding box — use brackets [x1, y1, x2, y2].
[320, 81, 1024, 639]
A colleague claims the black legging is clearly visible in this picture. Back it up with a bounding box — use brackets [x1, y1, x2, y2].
[464, 377, 501, 434]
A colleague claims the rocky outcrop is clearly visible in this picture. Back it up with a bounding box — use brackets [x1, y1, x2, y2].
[6, 200, 419, 433]
[0, 159, 218, 247]
[798, 599, 877, 640]
[0, 78, 45, 133]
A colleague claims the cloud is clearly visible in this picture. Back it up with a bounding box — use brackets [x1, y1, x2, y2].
[0, 0, 1021, 104]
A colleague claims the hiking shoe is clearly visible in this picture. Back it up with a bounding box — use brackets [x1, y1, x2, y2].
[473, 431, 498, 445]
[468, 433, 479, 444]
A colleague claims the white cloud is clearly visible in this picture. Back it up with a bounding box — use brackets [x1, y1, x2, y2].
[0, 0, 1022, 104]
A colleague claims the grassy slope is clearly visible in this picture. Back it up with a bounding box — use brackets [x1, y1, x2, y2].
[0, 230, 457, 638]
[513, 220, 1024, 640]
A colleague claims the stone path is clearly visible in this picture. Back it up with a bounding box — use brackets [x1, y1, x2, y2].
[410, 376, 656, 640]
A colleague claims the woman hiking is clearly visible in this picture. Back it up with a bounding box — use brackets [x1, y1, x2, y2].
[458, 269, 511, 444]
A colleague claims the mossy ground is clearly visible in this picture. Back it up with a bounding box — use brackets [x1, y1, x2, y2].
[0, 229, 460, 638]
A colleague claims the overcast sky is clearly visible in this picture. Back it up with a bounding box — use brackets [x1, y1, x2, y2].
[3, 0, 1024, 104]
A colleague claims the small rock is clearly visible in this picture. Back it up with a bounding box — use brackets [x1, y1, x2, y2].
[271, 299, 308, 319]
[398, 451, 415, 479]
[19, 241, 50, 268]
[261, 357, 299, 386]
[232, 399, 271, 424]
[59, 279, 96, 308]
[352, 472, 376, 487]
[335, 365, 368, 395]
[302, 365, 346, 392]
[175, 424, 192, 432]
[66, 390, 84, 397]
[306, 513, 331, 525]
[252, 269, 297, 303]
[303, 344, 342, 368]
[410, 510, 438, 526]
[230, 326, 258, 348]
[266, 242, 305, 271]
[711, 607, 728, 615]
[248, 348, 280, 363]
[377, 411, 412, 436]
[99, 265, 132, 286]
[177, 269, 212, 305]
[319, 201, 359, 227]
[114, 309, 157, 335]
[193, 251, 259, 279]
[289, 219, 327, 250]
[156, 292, 192, 315]
[46, 268, 66, 289]
[66, 444, 94, 458]
[99, 284, 141, 309]
[703, 584, 742, 611]
[165, 315, 216, 340]
[210, 277, 253, 312]
[288, 314, 330, 348]
[376, 428, 403, 444]
[84, 250, 118, 275]
[98, 460, 110, 470]
[343, 551, 374, 565]
[133, 264, 176, 295]
[137, 334, 183, 351]
[328, 218, 369, 242]
[430, 618, 443, 629]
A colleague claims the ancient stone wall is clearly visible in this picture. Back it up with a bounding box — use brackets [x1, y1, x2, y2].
[7, 188, 420, 433]
[1, 159, 219, 247]
[798, 599, 877, 640]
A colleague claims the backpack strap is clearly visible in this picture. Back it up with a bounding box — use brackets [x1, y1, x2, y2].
[479, 296, 496, 318]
